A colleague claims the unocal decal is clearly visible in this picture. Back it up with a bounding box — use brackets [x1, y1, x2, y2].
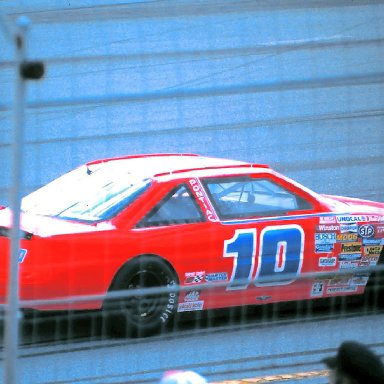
[189, 178, 218, 222]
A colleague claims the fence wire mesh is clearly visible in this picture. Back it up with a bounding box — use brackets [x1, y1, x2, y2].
[0, 1, 384, 383]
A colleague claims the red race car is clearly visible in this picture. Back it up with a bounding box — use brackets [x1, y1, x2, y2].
[0, 153, 383, 336]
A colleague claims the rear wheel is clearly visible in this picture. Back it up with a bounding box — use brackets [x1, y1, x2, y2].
[104, 256, 178, 337]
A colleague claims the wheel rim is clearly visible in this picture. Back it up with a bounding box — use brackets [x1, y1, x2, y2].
[124, 268, 167, 323]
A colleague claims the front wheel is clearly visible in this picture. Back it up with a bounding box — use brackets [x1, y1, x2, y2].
[104, 256, 179, 338]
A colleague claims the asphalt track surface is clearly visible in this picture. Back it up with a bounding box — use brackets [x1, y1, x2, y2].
[0, 299, 383, 383]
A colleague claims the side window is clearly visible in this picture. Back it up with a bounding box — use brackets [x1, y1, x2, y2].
[136, 184, 205, 227]
[203, 177, 313, 220]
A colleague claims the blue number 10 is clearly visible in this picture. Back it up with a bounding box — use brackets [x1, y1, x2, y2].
[224, 225, 304, 290]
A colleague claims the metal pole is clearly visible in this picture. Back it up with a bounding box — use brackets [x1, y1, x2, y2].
[4, 16, 29, 384]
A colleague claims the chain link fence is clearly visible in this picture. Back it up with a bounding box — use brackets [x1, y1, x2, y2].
[1, 1, 384, 383]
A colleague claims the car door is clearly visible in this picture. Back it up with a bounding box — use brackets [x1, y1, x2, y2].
[132, 180, 228, 314]
[198, 174, 320, 309]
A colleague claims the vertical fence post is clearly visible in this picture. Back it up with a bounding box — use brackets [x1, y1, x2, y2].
[1, 14, 44, 383]
[4, 15, 29, 384]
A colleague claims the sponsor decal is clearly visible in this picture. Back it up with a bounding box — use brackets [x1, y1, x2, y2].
[329, 276, 352, 286]
[340, 224, 358, 233]
[184, 271, 205, 284]
[315, 233, 337, 244]
[350, 278, 369, 286]
[184, 290, 200, 302]
[205, 272, 228, 282]
[316, 244, 334, 253]
[18, 249, 27, 263]
[376, 225, 384, 237]
[336, 215, 367, 223]
[362, 238, 384, 246]
[339, 253, 362, 261]
[341, 242, 361, 254]
[358, 261, 370, 267]
[319, 257, 337, 267]
[311, 281, 325, 297]
[358, 224, 375, 238]
[366, 215, 382, 222]
[359, 256, 379, 267]
[316, 225, 340, 232]
[336, 233, 358, 243]
[177, 301, 204, 312]
[319, 216, 336, 224]
[189, 178, 218, 222]
[350, 274, 370, 286]
[339, 260, 360, 269]
[364, 246, 382, 256]
[326, 286, 358, 294]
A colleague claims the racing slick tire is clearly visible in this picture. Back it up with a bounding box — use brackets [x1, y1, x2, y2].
[104, 255, 179, 338]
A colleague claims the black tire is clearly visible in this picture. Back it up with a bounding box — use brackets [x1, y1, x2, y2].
[104, 256, 178, 338]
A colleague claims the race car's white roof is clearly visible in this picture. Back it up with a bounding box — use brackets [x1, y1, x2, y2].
[86, 153, 268, 179]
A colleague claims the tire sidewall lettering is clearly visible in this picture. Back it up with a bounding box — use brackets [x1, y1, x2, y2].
[160, 279, 178, 323]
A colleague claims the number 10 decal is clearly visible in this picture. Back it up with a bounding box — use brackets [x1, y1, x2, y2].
[224, 225, 304, 290]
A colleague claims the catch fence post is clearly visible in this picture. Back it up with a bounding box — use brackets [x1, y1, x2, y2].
[0, 14, 44, 384]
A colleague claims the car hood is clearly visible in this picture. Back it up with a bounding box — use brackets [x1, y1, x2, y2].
[0, 208, 114, 238]
[321, 194, 384, 215]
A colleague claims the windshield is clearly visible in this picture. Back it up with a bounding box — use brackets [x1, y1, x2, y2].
[21, 163, 152, 222]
